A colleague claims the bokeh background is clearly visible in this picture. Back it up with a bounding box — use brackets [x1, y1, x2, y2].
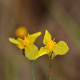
[1, 0, 80, 80]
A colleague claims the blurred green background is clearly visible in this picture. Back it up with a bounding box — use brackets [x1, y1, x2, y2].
[0, 0, 80, 80]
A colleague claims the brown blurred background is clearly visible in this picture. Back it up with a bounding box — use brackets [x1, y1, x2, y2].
[1, 0, 80, 80]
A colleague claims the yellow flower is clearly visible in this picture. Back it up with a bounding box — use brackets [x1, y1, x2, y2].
[36, 30, 69, 59]
[9, 32, 41, 60]
[15, 26, 28, 38]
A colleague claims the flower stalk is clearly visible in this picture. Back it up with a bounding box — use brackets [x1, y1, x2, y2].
[30, 61, 37, 80]
[22, 49, 36, 80]
[48, 58, 53, 80]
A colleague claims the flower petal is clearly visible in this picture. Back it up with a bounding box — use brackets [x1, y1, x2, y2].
[53, 41, 69, 55]
[43, 30, 51, 45]
[36, 47, 50, 58]
[9, 38, 23, 45]
[25, 44, 38, 60]
[29, 32, 41, 43]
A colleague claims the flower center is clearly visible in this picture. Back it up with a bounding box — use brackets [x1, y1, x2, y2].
[23, 37, 30, 46]
[46, 39, 56, 51]
[17, 34, 30, 49]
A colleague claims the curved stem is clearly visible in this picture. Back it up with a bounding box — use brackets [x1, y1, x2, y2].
[48, 59, 53, 80]
[30, 60, 37, 80]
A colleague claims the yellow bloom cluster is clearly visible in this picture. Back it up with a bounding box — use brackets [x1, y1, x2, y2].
[9, 29, 69, 60]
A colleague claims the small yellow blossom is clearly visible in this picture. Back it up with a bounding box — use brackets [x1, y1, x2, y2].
[36, 30, 69, 59]
[9, 31, 41, 60]
[15, 26, 28, 38]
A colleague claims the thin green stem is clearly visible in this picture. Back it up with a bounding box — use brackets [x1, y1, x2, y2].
[30, 60, 37, 80]
[48, 58, 53, 80]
